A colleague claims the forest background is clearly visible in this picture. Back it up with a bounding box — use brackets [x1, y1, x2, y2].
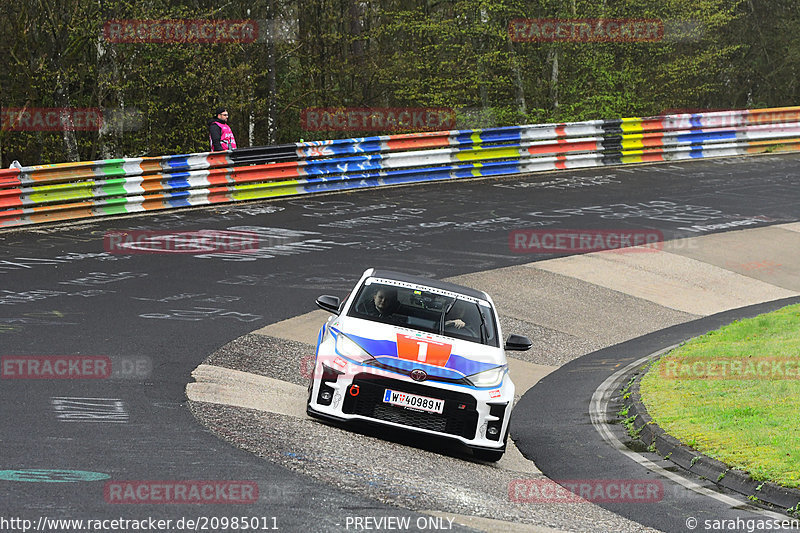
[0, 0, 797, 167]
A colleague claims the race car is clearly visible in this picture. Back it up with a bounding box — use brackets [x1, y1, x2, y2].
[306, 268, 532, 461]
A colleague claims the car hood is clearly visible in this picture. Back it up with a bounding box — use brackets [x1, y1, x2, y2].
[332, 317, 506, 381]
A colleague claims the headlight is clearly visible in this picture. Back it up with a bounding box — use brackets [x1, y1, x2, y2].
[335, 332, 374, 363]
[467, 365, 506, 387]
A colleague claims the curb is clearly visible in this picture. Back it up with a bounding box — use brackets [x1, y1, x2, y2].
[618, 363, 800, 516]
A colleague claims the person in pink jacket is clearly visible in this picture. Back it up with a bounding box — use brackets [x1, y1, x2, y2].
[208, 107, 237, 151]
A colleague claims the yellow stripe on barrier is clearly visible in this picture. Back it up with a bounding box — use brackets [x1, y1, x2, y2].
[621, 137, 645, 150]
[230, 180, 303, 201]
[620, 120, 644, 133]
[28, 182, 95, 204]
[455, 147, 520, 162]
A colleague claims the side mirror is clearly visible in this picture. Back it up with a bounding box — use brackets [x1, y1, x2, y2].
[504, 334, 532, 351]
[316, 295, 341, 315]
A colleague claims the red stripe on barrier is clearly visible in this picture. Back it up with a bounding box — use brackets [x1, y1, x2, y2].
[527, 139, 601, 155]
[0, 190, 24, 209]
[0, 168, 22, 189]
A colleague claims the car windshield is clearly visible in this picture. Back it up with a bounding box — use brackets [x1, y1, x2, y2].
[347, 280, 499, 347]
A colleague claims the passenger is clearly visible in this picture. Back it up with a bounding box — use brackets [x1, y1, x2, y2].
[444, 300, 468, 330]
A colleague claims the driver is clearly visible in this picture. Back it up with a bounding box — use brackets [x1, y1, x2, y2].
[365, 286, 400, 319]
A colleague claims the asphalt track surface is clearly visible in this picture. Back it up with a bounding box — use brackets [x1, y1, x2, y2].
[1, 153, 799, 532]
[514, 297, 800, 533]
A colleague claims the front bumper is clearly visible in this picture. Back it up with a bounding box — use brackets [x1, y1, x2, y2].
[307, 360, 514, 450]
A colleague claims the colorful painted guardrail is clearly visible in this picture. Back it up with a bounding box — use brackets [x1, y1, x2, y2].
[1, 106, 799, 228]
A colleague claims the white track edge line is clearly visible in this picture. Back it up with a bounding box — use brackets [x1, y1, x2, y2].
[589, 346, 788, 520]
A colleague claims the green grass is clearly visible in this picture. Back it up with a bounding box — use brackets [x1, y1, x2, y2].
[639, 303, 800, 488]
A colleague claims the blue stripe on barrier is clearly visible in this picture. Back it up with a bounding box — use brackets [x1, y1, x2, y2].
[165, 156, 190, 169]
[302, 175, 384, 192]
[346, 141, 383, 154]
[677, 131, 737, 143]
[304, 160, 385, 175]
[453, 162, 522, 177]
[165, 190, 193, 207]
[165, 174, 192, 189]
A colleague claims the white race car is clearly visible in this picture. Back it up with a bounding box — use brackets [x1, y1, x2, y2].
[307, 268, 532, 461]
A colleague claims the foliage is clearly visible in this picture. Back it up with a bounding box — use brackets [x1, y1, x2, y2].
[1, 0, 798, 165]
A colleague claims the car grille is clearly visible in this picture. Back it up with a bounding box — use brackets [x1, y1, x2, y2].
[342, 373, 479, 439]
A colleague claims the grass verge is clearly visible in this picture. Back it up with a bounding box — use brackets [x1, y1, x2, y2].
[639, 303, 800, 488]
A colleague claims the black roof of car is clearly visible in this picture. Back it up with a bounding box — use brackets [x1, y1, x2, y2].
[369, 269, 490, 301]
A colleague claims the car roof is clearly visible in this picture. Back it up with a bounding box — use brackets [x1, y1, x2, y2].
[369, 269, 490, 301]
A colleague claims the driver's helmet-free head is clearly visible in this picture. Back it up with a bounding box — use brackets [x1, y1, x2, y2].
[372, 286, 398, 314]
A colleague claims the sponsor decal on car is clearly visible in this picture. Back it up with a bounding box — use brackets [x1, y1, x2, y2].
[396, 333, 452, 366]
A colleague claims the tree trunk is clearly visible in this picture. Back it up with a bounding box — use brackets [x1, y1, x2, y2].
[56, 72, 80, 162]
[549, 46, 560, 113]
[507, 38, 527, 116]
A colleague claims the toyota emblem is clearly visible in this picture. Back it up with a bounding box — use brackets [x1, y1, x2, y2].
[410, 369, 427, 382]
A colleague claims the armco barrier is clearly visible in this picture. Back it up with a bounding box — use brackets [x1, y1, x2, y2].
[2, 107, 800, 228]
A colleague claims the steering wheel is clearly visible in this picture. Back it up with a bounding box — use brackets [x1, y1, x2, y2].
[461, 324, 479, 338]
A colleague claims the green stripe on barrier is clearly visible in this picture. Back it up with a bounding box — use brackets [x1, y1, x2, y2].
[97, 160, 129, 177]
[98, 203, 135, 215]
[98, 178, 131, 197]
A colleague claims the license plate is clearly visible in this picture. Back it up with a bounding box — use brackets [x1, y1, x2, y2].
[382, 389, 444, 414]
